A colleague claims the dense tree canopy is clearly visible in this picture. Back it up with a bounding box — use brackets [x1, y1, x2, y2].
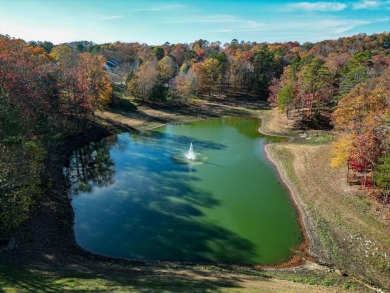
[1, 31, 389, 232]
[0, 35, 112, 232]
[51, 31, 390, 201]
[331, 67, 389, 198]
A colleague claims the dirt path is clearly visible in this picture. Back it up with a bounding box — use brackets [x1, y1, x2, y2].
[259, 107, 295, 135]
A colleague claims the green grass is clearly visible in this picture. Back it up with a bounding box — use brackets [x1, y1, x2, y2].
[0, 260, 242, 293]
[112, 97, 138, 111]
[111, 84, 137, 112]
[265, 270, 364, 290]
[341, 194, 372, 214]
[0, 263, 120, 292]
[293, 131, 335, 145]
[1, 258, 366, 292]
[269, 146, 300, 188]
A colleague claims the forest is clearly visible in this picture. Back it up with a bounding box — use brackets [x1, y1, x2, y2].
[0, 32, 389, 233]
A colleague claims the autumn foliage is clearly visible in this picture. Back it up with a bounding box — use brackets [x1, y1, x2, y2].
[0, 35, 112, 232]
[331, 69, 389, 199]
[1, 32, 389, 231]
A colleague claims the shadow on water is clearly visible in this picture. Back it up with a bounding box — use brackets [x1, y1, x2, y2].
[132, 129, 229, 153]
[65, 130, 259, 264]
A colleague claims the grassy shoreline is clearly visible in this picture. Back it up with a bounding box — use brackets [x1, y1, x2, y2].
[260, 108, 389, 291]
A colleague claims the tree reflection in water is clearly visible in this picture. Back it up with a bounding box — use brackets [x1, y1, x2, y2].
[66, 118, 303, 264]
[65, 137, 117, 195]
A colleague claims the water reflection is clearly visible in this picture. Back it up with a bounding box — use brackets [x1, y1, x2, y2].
[223, 117, 284, 141]
[67, 117, 302, 264]
[65, 138, 116, 195]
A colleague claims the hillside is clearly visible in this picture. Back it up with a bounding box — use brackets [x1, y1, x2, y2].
[0, 31, 389, 292]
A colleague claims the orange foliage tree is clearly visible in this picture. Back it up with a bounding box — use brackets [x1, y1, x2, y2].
[332, 69, 390, 190]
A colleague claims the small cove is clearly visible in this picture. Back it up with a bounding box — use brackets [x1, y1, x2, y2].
[67, 117, 303, 265]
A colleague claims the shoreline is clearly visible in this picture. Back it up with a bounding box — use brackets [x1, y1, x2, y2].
[255, 123, 315, 270]
[67, 115, 314, 269]
[6, 108, 314, 270]
[258, 110, 390, 290]
[262, 144, 314, 267]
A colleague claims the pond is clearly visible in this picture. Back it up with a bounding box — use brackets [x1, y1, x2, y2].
[66, 117, 302, 265]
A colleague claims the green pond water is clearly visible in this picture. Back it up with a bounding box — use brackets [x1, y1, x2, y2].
[67, 117, 302, 264]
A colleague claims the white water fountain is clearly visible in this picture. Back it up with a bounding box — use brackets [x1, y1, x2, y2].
[185, 143, 196, 160]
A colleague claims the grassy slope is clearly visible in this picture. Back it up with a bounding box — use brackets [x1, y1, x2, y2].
[0, 94, 381, 292]
[262, 109, 390, 290]
[0, 257, 363, 292]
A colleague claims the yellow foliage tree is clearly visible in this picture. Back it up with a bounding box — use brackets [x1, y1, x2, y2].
[330, 134, 354, 167]
[158, 56, 177, 81]
[50, 45, 74, 67]
[192, 58, 222, 95]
